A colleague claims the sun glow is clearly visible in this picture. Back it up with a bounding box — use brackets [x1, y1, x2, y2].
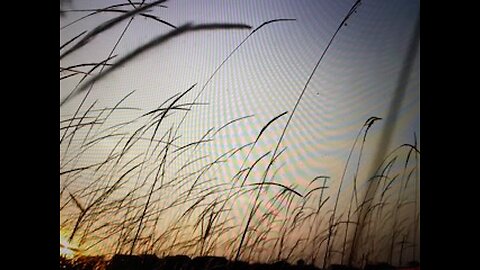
[60, 234, 80, 259]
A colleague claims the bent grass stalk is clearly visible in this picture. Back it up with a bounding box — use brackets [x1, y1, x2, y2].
[60, 1, 419, 267]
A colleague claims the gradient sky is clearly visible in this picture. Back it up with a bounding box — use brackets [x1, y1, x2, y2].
[60, 0, 419, 263]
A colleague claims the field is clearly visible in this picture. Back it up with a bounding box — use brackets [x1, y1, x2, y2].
[60, 1, 420, 269]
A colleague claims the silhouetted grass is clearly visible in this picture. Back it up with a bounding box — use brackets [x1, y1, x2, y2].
[60, 1, 419, 269]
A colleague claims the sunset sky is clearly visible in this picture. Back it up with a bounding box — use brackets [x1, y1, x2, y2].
[60, 0, 419, 265]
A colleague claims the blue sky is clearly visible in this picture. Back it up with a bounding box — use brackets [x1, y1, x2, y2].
[61, 0, 419, 185]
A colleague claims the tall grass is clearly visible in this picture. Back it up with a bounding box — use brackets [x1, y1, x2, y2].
[60, 1, 419, 268]
[60, 95, 419, 267]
